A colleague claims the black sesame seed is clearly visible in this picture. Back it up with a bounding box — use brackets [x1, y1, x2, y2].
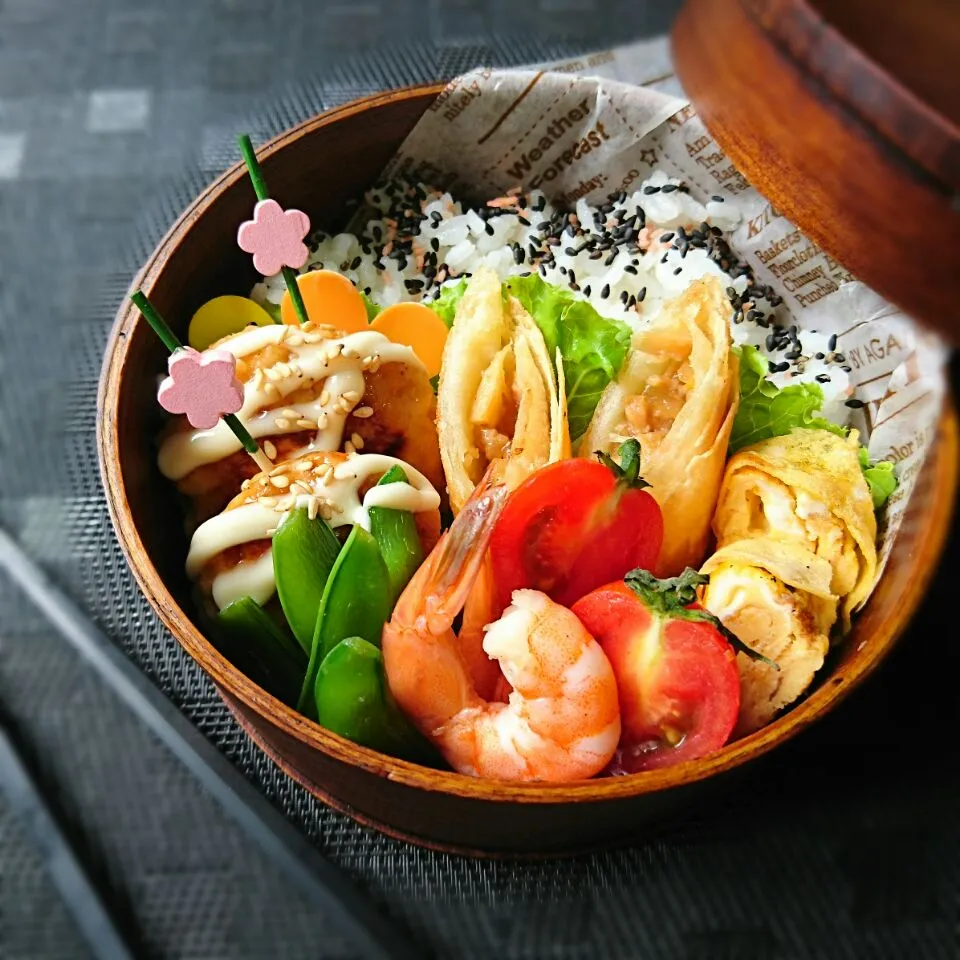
[711, 195, 725, 202]
[404, 279, 424, 291]
[768, 361, 779, 374]
[833, 353, 846, 363]
[661, 184, 677, 193]
[845, 398, 865, 409]
[765, 333, 778, 351]
[569, 270, 576, 284]
[815, 352, 825, 360]
[513, 245, 524, 265]
[643, 186, 660, 195]
[350, 256, 362, 270]
[484, 222, 494, 236]
[637, 287, 647, 302]
[784, 349, 801, 360]
[815, 374, 831, 384]
[828, 334, 838, 351]
[604, 250, 618, 267]
[673, 266, 683, 275]
[565, 247, 577, 257]
[660, 232, 675, 243]
[601, 283, 610, 299]
[841, 365, 853, 373]
[620, 290, 629, 304]
[583, 285, 592, 297]
[624, 264, 638, 275]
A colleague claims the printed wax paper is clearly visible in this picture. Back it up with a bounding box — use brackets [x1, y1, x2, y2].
[375, 38, 948, 579]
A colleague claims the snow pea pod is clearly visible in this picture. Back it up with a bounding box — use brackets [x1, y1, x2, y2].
[216, 597, 306, 706]
[297, 525, 392, 718]
[272, 506, 341, 655]
[368, 466, 424, 605]
[314, 637, 438, 764]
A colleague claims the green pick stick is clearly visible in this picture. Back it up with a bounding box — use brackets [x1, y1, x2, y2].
[237, 134, 310, 327]
[130, 290, 273, 473]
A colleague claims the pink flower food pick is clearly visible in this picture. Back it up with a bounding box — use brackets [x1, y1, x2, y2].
[237, 198, 311, 276]
[157, 347, 244, 430]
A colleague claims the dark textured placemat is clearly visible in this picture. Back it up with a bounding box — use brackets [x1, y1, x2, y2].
[0, 2, 957, 958]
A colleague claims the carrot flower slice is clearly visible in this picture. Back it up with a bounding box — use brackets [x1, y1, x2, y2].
[280, 269, 368, 332]
[370, 302, 449, 377]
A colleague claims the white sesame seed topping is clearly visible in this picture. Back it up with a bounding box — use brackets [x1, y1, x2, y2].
[274, 418, 291, 430]
[352, 405, 374, 419]
[263, 440, 278, 460]
[270, 476, 290, 488]
[351, 432, 364, 450]
[319, 389, 330, 406]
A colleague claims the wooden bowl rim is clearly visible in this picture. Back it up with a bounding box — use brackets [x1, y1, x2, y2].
[98, 82, 959, 805]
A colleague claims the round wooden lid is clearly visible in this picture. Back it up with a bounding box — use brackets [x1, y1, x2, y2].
[671, 0, 960, 341]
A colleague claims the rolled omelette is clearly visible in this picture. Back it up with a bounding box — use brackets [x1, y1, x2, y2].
[712, 427, 878, 627]
[701, 538, 837, 735]
[702, 427, 879, 734]
[580, 275, 738, 576]
[437, 266, 570, 514]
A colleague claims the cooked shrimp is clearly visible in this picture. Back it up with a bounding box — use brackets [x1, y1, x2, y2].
[382, 473, 621, 781]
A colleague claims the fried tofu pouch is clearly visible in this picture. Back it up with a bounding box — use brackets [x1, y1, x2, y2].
[437, 266, 570, 513]
[581, 275, 738, 576]
[701, 428, 879, 734]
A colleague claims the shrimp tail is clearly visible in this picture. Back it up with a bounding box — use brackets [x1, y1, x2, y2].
[422, 465, 508, 635]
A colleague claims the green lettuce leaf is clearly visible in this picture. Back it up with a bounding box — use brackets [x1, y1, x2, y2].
[259, 298, 282, 324]
[360, 291, 381, 321]
[730, 345, 846, 454]
[859, 448, 897, 510]
[732, 345, 897, 510]
[428, 279, 469, 328]
[506, 275, 632, 441]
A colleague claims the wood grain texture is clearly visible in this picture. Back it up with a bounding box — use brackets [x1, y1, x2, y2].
[672, 0, 960, 342]
[98, 84, 959, 855]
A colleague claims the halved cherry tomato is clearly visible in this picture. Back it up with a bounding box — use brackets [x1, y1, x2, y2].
[489, 440, 663, 610]
[281, 269, 368, 332]
[571, 569, 740, 772]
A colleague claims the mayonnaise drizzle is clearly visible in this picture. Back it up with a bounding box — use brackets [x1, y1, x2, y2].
[157, 325, 424, 481]
[186, 453, 441, 610]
